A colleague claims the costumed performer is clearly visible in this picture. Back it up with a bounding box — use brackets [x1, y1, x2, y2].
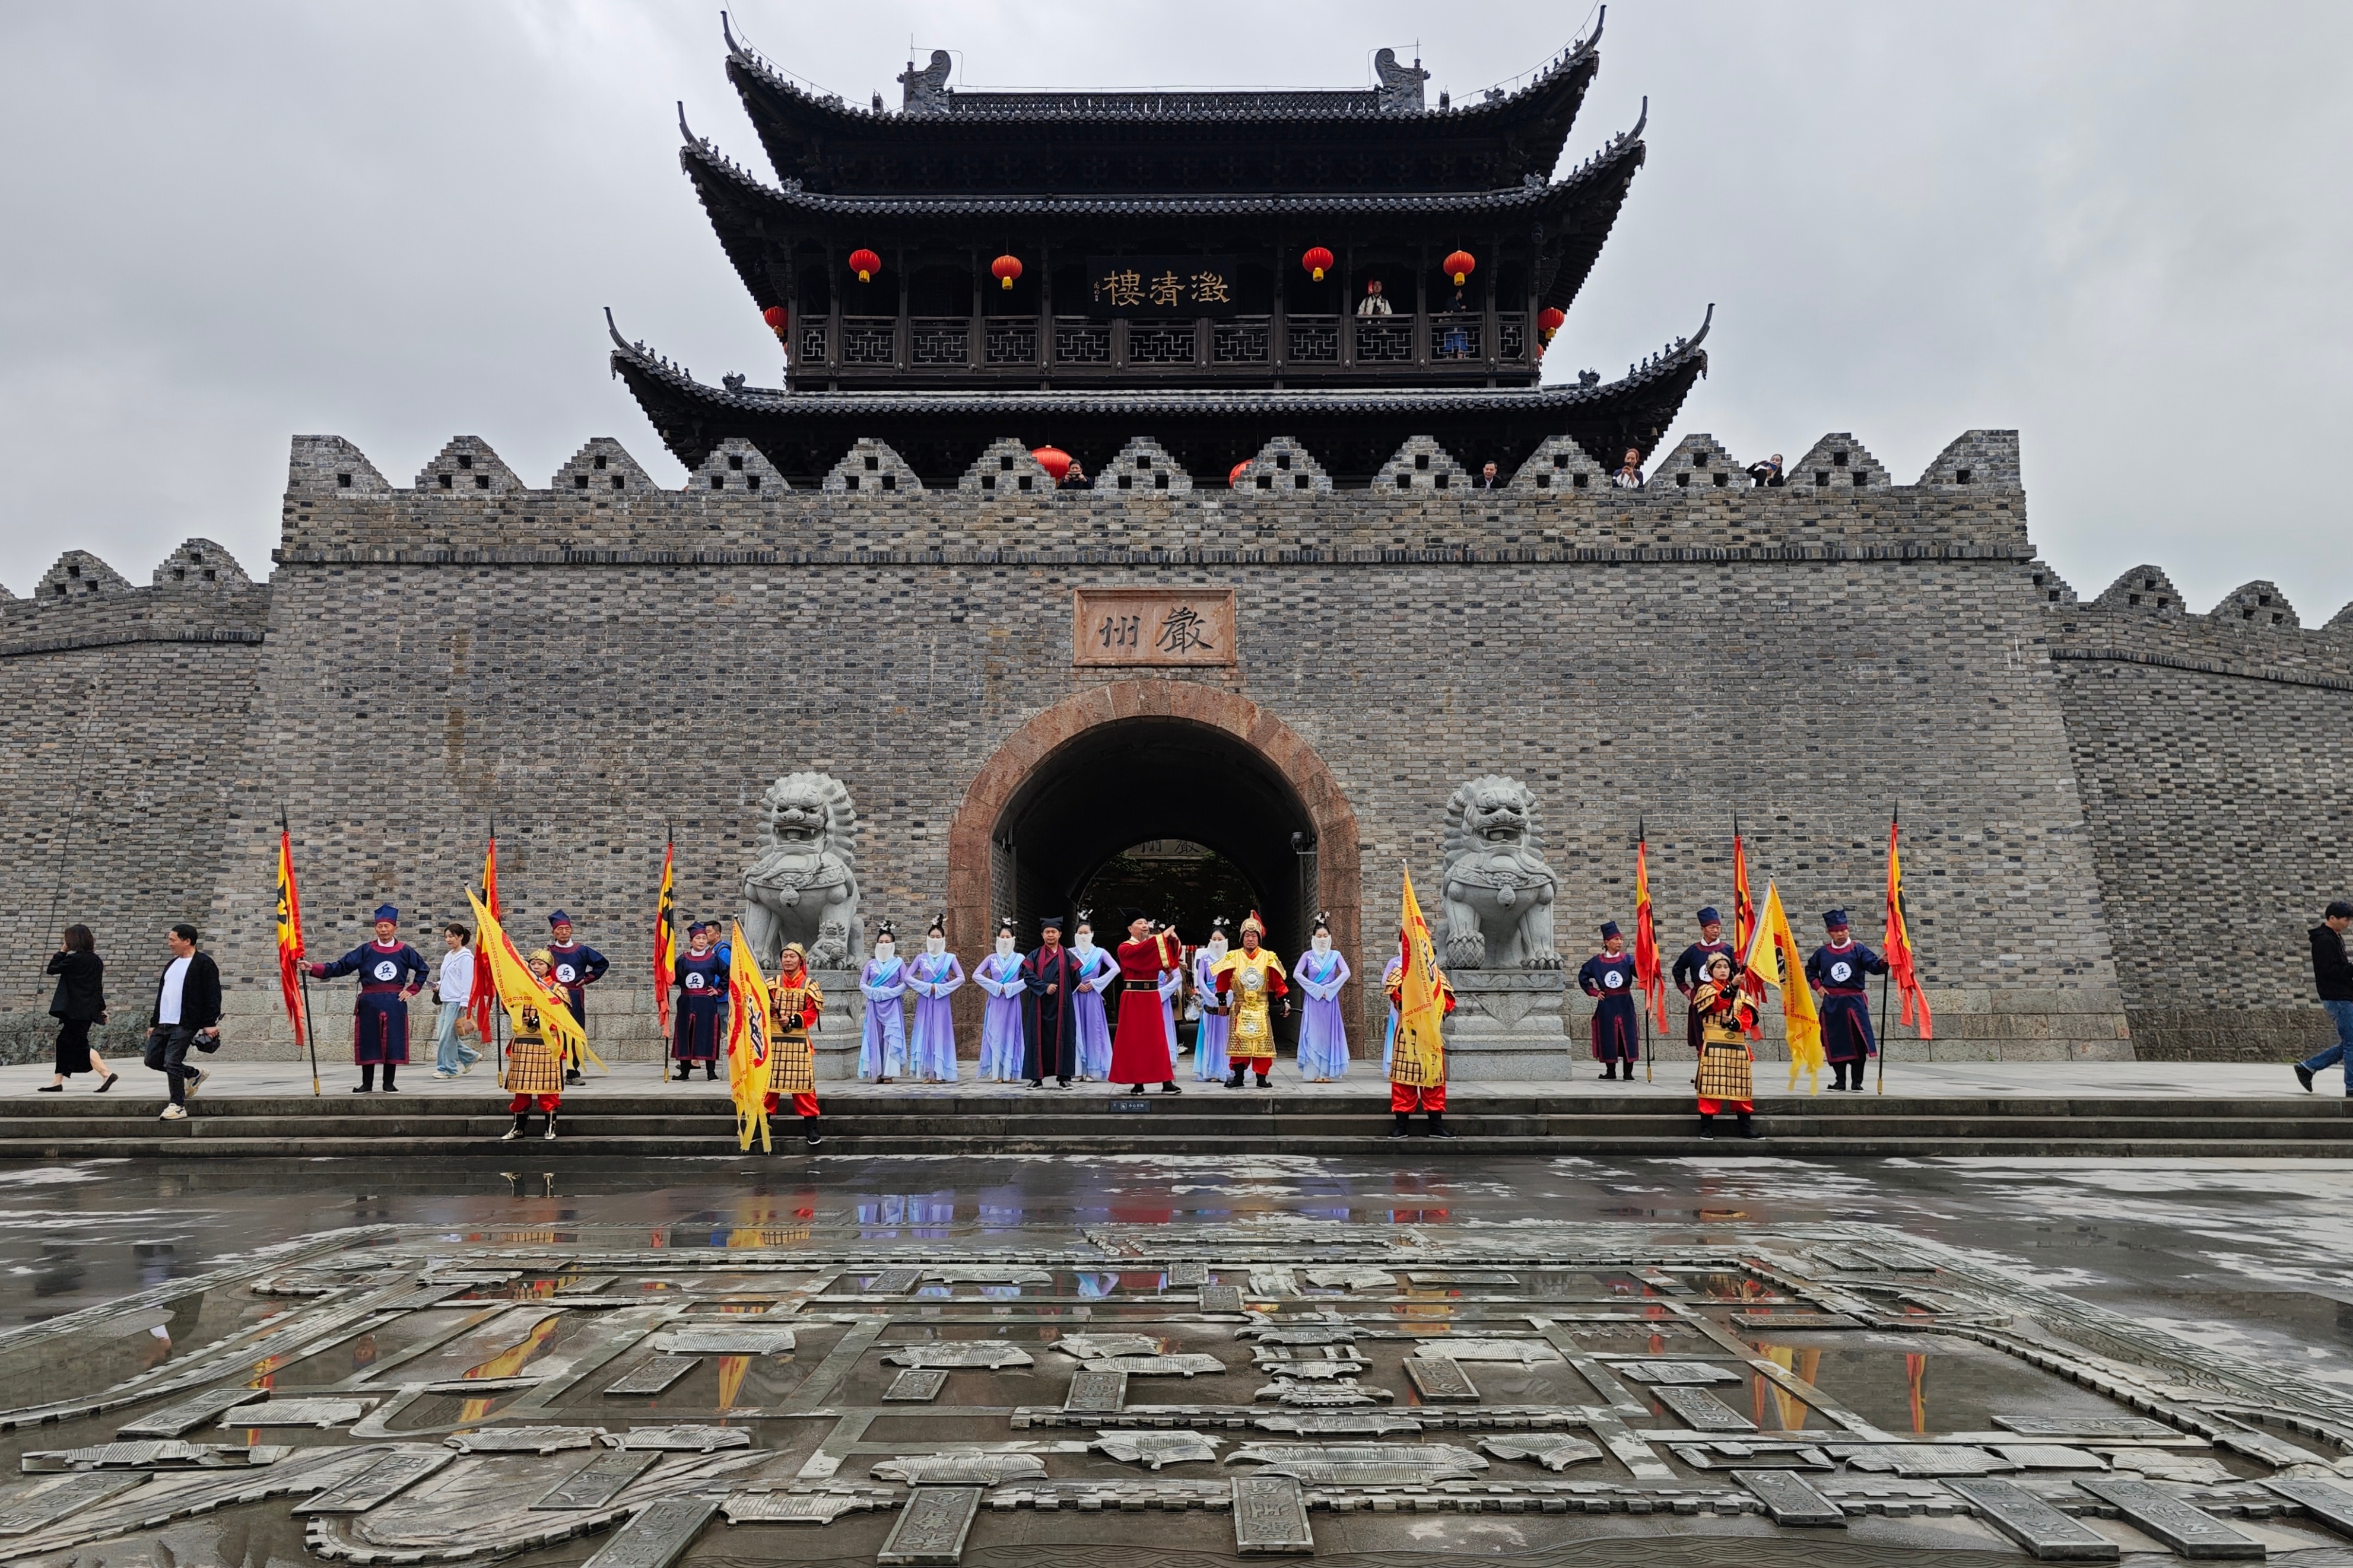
[1388, 938, 1457, 1139]
[1070, 912, 1117, 1082]
[858, 921, 907, 1082]
[1293, 910, 1351, 1082]
[544, 910, 608, 1084]
[307, 903, 429, 1093]
[973, 918, 1026, 1082]
[499, 950, 565, 1141]
[1380, 934, 1403, 1070]
[1022, 912, 1081, 1087]
[1109, 908, 1185, 1095]
[1213, 910, 1288, 1089]
[1806, 909, 1888, 1092]
[768, 942, 826, 1145]
[1672, 907, 1738, 1060]
[1577, 921, 1640, 1080]
[670, 921, 729, 1083]
[1692, 951, 1759, 1139]
[1191, 918, 1232, 1082]
[906, 913, 964, 1083]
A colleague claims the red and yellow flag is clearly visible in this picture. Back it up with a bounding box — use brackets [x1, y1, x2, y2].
[1390, 868, 1455, 1089]
[469, 831, 501, 1044]
[1730, 825, 1763, 1038]
[1884, 814, 1933, 1039]
[1741, 880, 1824, 1093]
[725, 922, 774, 1153]
[274, 827, 306, 1048]
[652, 838, 678, 1036]
[465, 888, 588, 1064]
[1631, 832, 1666, 1031]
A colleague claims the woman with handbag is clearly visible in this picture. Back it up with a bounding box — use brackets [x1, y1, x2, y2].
[41, 925, 117, 1092]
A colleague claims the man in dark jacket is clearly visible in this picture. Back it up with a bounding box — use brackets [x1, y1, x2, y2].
[2294, 901, 2353, 1095]
[145, 923, 221, 1121]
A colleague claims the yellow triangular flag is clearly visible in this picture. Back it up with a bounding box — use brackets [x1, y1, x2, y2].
[723, 921, 773, 1154]
[1391, 867, 1454, 1089]
[1741, 881, 1824, 1094]
[466, 888, 589, 1066]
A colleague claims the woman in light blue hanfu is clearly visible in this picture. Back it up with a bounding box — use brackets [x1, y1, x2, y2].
[904, 913, 964, 1083]
[1292, 911, 1351, 1082]
[973, 918, 1027, 1082]
[1069, 912, 1118, 1082]
[1192, 918, 1233, 1082]
[858, 921, 907, 1082]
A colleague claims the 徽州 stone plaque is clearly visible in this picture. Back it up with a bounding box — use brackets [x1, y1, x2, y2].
[1073, 589, 1237, 669]
[878, 1486, 982, 1565]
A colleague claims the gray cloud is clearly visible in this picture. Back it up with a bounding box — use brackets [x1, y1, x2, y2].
[2, 1, 2346, 615]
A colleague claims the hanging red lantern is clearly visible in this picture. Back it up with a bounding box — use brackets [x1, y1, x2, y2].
[991, 254, 1024, 291]
[761, 305, 789, 339]
[1300, 246, 1334, 282]
[847, 249, 882, 283]
[1443, 249, 1478, 287]
[1229, 460, 1251, 488]
[1031, 446, 1072, 484]
[1537, 306, 1566, 343]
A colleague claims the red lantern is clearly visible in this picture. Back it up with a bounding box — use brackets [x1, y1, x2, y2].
[761, 305, 788, 337]
[1031, 446, 1072, 484]
[1443, 250, 1477, 286]
[1537, 306, 1566, 343]
[1229, 460, 1251, 488]
[847, 249, 882, 283]
[992, 254, 1024, 291]
[1300, 246, 1333, 282]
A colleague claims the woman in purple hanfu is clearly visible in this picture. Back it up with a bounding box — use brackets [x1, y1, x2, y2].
[1068, 913, 1117, 1082]
[1292, 911, 1351, 1082]
[905, 912, 964, 1083]
[1192, 918, 1233, 1082]
[858, 921, 908, 1082]
[973, 918, 1027, 1082]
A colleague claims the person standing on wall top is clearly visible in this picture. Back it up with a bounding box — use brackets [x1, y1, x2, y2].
[147, 923, 221, 1119]
[670, 921, 729, 1082]
[42, 924, 116, 1093]
[1110, 908, 1186, 1095]
[431, 922, 481, 1080]
[1612, 448, 1645, 488]
[1672, 907, 1738, 1061]
[309, 905, 426, 1093]
[1807, 909, 1888, 1092]
[544, 911, 607, 1084]
[1579, 921, 1640, 1081]
[2294, 901, 2353, 1094]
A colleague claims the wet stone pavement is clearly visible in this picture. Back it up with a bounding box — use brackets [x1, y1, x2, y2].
[4, 1153, 2353, 1567]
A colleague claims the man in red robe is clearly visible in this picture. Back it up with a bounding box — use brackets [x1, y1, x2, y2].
[1108, 908, 1184, 1095]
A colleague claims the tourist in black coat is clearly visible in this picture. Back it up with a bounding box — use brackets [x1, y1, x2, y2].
[42, 924, 117, 1092]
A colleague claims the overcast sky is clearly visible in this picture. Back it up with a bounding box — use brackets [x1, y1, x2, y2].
[2, 2, 2347, 615]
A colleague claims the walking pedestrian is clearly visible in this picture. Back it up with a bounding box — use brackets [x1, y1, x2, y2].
[41, 924, 117, 1092]
[2294, 900, 2353, 1094]
[144, 923, 221, 1121]
[431, 923, 481, 1079]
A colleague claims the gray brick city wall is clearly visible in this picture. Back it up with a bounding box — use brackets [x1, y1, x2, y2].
[8, 425, 2336, 1070]
[2045, 562, 2353, 1060]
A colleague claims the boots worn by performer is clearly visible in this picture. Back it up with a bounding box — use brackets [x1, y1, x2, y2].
[1212, 912, 1287, 1090]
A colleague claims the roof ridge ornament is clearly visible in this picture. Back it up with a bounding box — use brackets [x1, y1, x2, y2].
[900, 48, 952, 116]
[1371, 47, 1429, 114]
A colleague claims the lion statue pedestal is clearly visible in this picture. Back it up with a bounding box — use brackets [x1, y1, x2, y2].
[809, 969, 863, 1082]
[1434, 775, 1574, 1080]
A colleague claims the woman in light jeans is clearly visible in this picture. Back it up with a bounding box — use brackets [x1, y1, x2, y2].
[433, 923, 481, 1077]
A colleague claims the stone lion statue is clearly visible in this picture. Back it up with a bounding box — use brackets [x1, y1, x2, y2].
[1437, 775, 1561, 970]
[740, 771, 861, 970]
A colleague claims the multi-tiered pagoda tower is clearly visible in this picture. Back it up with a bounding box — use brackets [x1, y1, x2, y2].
[611, 15, 1707, 487]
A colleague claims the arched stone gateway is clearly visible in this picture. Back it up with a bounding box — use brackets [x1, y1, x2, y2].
[947, 682, 1363, 1034]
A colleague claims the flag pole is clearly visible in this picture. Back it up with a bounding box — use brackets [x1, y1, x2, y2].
[1640, 821, 1653, 1083]
[487, 816, 505, 1079]
[284, 808, 320, 1097]
[661, 820, 673, 1084]
[1878, 802, 1895, 1095]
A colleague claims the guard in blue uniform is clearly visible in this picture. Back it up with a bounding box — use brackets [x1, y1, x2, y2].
[1578, 921, 1641, 1080]
[671, 921, 729, 1083]
[544, 909, 608, 1083]
[1806, 909, 1888, 1091]
[1672, 905, 1738, 1058]
[308, 904, 430, 1093]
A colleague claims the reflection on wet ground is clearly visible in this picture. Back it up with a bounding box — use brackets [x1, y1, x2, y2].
[5, 1154, 2353, 1395]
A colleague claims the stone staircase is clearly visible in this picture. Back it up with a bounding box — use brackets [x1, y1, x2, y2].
[0, 1089, 2344, 1159]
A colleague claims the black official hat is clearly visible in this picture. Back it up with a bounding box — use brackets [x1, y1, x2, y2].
[1039, 912, 1065, 933]
[1120, 906, 1147, 925]
[1697, 906, 1722, 925]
